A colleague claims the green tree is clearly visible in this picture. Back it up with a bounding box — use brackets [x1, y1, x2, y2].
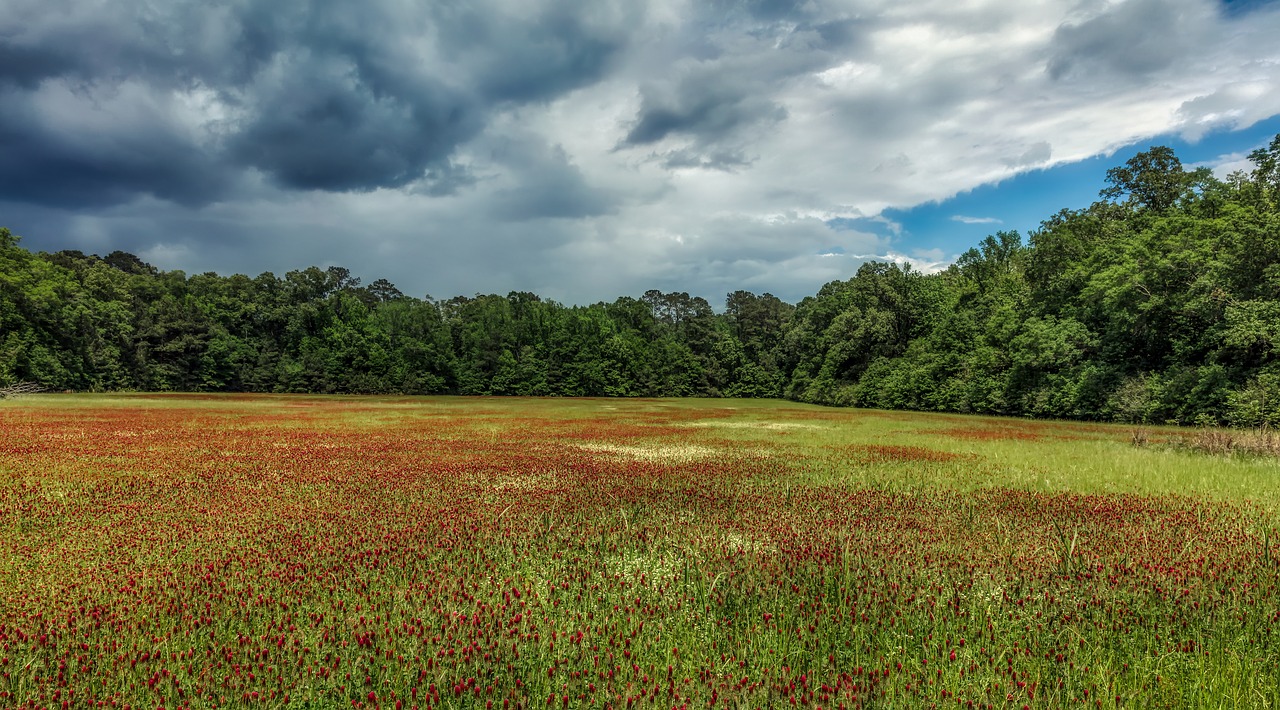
[1100, 146, 1196, 213]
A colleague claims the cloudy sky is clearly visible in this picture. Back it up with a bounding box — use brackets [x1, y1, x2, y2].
[3, 0, 1280, 305]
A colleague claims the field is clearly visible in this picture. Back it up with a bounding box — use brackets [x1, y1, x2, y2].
[1, 395, 1278, 709]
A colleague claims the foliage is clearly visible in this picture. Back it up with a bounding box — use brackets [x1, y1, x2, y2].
[1, 137, 1279, 423]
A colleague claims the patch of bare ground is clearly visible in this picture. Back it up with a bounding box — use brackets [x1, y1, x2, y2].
[574, 442, 719, 462]
[686, 421, 824, 431]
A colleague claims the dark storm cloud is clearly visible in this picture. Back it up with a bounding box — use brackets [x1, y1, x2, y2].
[5, 0, 1280, 307]
[1046, 0, 1211, 81]
[0, 43, 77, 89]
[489, 139, 616, 221]
[0, 0, 632, 207]
[808, 19, 868, 51]
[1220, 0, 1280, 17]
[413, 162, 479, 198]
[619, 71, 788, 172]
[617, 10, 871, 167]
[0, 87, 233, 208]
[659, 148, 753, 171]
[225, 53, 477, 192]
[624, 87, 787, 146]
[618, 17, 823, 162]
[431, 5, 630, 103]
[710, 0, 812, 22]
[492, 176, 612, 221]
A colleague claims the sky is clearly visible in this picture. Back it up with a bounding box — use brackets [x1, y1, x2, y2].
[2, 0, 1280, 306]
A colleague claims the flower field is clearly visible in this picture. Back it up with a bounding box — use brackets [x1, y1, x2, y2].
[1, 395, 1278, 709]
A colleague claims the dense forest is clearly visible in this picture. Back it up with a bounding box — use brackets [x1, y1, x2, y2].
[3, 140, 1279, 426]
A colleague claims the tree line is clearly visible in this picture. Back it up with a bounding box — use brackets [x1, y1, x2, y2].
[3, 138, 1278, 426]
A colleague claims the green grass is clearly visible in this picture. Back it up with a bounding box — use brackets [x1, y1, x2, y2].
[1, 394, 1278, 708]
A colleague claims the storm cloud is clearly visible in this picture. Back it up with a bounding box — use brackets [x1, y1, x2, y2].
[3, 0, 1280, 304]
[0, 0, 632, 205]
[1046, 0, 1217, 82]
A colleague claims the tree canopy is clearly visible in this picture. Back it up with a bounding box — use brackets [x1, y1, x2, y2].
[2, 140, 1278, 426]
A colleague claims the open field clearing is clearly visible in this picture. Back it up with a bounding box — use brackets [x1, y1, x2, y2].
[1, 395, 1278, 709]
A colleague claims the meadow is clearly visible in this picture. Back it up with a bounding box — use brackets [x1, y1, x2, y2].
[1, 395, 1278, 709]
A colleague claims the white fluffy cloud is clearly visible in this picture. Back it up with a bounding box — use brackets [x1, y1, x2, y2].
[3, 0, 1279, 304]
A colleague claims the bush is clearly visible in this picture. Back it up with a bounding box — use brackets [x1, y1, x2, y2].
[1226, 371, 1280, 428]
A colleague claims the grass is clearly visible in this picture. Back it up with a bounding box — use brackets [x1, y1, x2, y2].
[1, 394, 1278, 708]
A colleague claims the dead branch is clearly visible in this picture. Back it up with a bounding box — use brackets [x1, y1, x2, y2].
[0, 381, 46, 399]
